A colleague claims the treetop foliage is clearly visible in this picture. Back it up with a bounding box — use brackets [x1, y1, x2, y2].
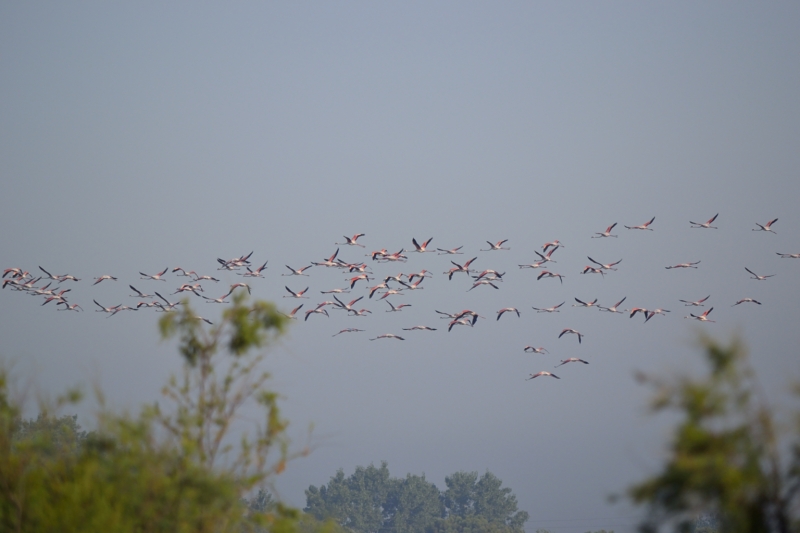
[304, 462, 529, 533]
[629, 335, 800, 533]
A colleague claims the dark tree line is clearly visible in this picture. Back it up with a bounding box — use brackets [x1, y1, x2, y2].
[304, 462, 529, 533]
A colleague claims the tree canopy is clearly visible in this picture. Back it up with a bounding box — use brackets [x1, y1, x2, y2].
[628, 335, 800, 533]
[0, 294, 331, 533]
[305, 462, 529, 533]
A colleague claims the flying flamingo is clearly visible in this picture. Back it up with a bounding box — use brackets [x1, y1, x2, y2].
[336, 234, 366, 247]
[526, 371, 560, 380]
[776, 252, 800, 258]
[189, 273, 218, 282]
[481, 240, 510, 251]
[304, 308, 330, 321]
[745, 267, 775, 281]
[284, 286, 309, 299]
[580, 266, 605, 277]
[93, 300, 120, 314]
[468, 279, 499, 291]
[229, 282, 251, 295]
[588, 257, 622, 270]
[282, 304, 304, 320]
[240, 261, 268, 277]
[93, 275, 118, 285]
[679, 295, 710, 306]
[572, 298, 598, 308]
[283, 265, 313, 276]
[139, 268, 169, 281]
[57, 302, 83, 312]
[690, 214, 719, 229]
[332, 328, 365, 336]
[752, 219, 778, 233]
[333, 295, 363, 312]
[558, 329, 583, 343]
[129, 285, 154, 299]
[411, 237, 434, 252]
[666, 261, 701, 269]
[346, 274, 372, 289]
[312, 249, 340, 268]
[407, 270, 433, 282]
[532, 302, 564, 313]
[321, 287, 351, 294]
[592, 223, 618, 238]
[386, 300, 411, 313]
[685, 308, 715, 322]
[644, 309, 670, 322]
[524, 346, 549, 354]
[555, 358, 589, 368]
[496, 308, 520, 320]
[437, 246, 463, 255]
[537, 271, 564, 284]
[519, 261, 546, 269]
[370, 334, 405, 341]
[732, 298, 761, 306]
[598, 297, 627, 313]
[447, 319, 474, 331]
[625, 217, 656, 230]
[202, 290, 234, 304]
[542, 240, 562, 252]
[534, 248, 559, 263]
[402, 325, 437, 331]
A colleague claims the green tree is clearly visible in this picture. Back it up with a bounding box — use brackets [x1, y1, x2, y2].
[440, 471, 529, 532]
[305, 462, 393, 533]
[305, 464, 528, 533]
[628, 335, 800, 533]
[0, 294, 322, 533]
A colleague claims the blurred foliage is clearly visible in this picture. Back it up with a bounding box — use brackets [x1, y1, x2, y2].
[0, 294, 335, 533]
[629, 335, 800, 533]
[304, 462, 528, 533]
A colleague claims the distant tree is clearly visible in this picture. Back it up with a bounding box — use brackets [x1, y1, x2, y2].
[305, 464, 528, 533]
[12, 413, 90, 457]
[439, 471, 529, 532]
[383, 473, 443, 533]
[628, 335, 800, 533]
[0, 294, 323, 533]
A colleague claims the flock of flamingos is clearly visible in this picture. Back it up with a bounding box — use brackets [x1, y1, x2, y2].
[3, 216, 797, 382]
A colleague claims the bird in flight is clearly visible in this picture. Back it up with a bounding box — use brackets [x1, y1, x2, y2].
[496, 308, 520, 320]
[685, 308, 715, 322]
[411, 237, 434, 253]
[592, 223, 618, 238]
[481, 240, 510, 251]
[752, 219, 778, 233]
[598, 297, 627, 314]
[537, 271, 564, 284]
[437, 246, 463, 255]
[745, 267, 775, 281]
[588, 257, 622, 271]
[625, 217, 656, 230]
[370, 333, 404, 341]
[336, 234, 366, 247]
[532, 302, 564, 313]
[776, 252, 800, 258]
[332, 328, 365, 336]
[572, 298, 598, 309]
[679, 295, 710, 306]
[666, 261, 701, 269]
[732, 298, 761, 306]
[690, 214, 719, 229]
[558, 328, 583, 343]
[555, 358, 589, 368]
[526, 371, 560, 380]
[524, 346, 549, 354]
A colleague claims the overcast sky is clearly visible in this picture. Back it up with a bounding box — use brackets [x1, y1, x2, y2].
[2, 3, 800, 531]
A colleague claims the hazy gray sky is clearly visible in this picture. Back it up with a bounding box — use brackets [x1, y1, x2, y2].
[2, 3, 800, 531]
